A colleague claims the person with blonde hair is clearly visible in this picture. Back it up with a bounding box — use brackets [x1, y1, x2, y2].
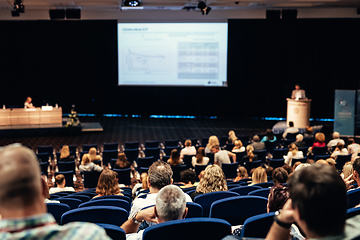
[284, 143, 303, 166]
[341, 161, 353, 179]
[240, 145, 257, 165]
[249, 167, 267, 185]
[191, 164, 228, 200]
[228, 130, 238, 144]
[191, 147, 209, 167]
[24, 97, 35, 108]
[59, 145, 75, 162]
[93, 169, 123, 198]
[234, 166, 249, 182]
[180, 139, 196, 159]
[79, 153, 103, 176]
[205, 135, 220, 154]
[88, 147, 102, 162]
[232, 140, 245, 153]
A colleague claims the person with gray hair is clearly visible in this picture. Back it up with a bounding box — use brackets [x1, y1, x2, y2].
[128, 161, 192, 231]
[0, 144, 110, 239]
[293, 134, 306, 148]
[250, 135, 266, 151]
[327, 131, 345, 151]
[121, 185, 188, 240]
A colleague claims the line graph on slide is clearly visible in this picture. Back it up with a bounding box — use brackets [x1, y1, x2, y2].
[123, 48, 170, 75]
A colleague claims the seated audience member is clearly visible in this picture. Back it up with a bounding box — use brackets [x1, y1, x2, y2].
[121, 185, 188, 240]
[93, 169, 123, 198]
[249, 167, 267, 186]
[113, 152, 131, 169]
[228, 130, 238, 144]
[267, 167, 289, 213]
[42, 175, 60, 204]
[234, 166, 249, 182]
[129, 161, 192, 231]
[347, 138, 360, 158]
[330, 142, 349, 159]
[58, 145, 75, 162]
[79, 153, 103, 177]
[308, 132, 326, 158]
[293, 134, 306, 148]
[292, 161, 301, 172]
[133, 172, 149, 198]
[266, 164, 360, 240]
[180, 169, 197, 189]
[340, 161, 353, 180]
[167, 149, 183, 166]
[325, 158, 336, 169]
[49, 174, 75, 194]
[88, 147, 102, 162]
[316, 159, 329, 165]
[261, 129, 277, 143]
[349, 157, 360, 192]
[232, 139, 245, 153]
[281, 164, 293, 176]
[294, 163, 311, 172]
[241, 145, 258, 166]
[284, 143, 304, 166]
[327, 131, 345, 151]
[0, 144, 110, 239]
[180, 139, 196, 159]
[205, 135, 220, 154]
[212, 145, 236, 168]
[250, 135, 266, 151]
[266, 166, 274, 178]
[191, 164, 228, 200]
[282, 121, 299, 140]
[192, 147, 209, 167]
[303, 126, 314, 138]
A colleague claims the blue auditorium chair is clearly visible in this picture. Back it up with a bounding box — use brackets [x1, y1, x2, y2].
[229, 185, 262, 196]
[54, 170, 74, 187]
[145, 140, 160, 148]
[240, 212, 276, 238]
[185, 202, 203, 218]
[222, 162, 239, 179]
[124, 141, 140, 150]
[57, 197, 82, 209]
[96, 223, 126, 240]
[82, 144, 98, 152]
[272, 148, 288, 159]
[124, 148, 139, 162]
[347, 188, 360, 208]
[79, 199, 130, 213]
[268, 158, 285, 168]
[40, 162, 49, 177]
[83, 170, 102, 188]
[47, 203, 70, 224]
[102, 149, 118, 168]
[103, 142, 119, 151]
[92, 194, 131, 204]
[57, 161, 76, 173]
[247, 188, 271, 198]
[63, 194, 91, 203]
[336, 154, 352, 171]
[112, 168, 132, 186]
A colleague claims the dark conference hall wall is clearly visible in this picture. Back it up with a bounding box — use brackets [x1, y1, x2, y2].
[0, 19, 359, 118]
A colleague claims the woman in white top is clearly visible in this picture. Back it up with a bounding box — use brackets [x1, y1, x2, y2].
[284, 143, 303, 166]
[232, 140, 245, 153]
[331, 142, 349, 159]
[180, 139, 197, 159]
[192, 147, 209, 167]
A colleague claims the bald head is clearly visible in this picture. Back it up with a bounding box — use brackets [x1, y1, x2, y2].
[0, 144, 42, 210]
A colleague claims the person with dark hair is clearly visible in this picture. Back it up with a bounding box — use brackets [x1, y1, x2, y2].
[291, 84, 306, 100]
[282, 121, 299, 140]
[114, 152, 131, 169]
[281, 164, 293, 176]
[49, 174, 75, 194]
[347, 138, 360, 157]
[266, 164, 360, 240]
[180, 169, 196, 188]
[250, 135, 266, 150]
[0, 144, 110, 239]
[267, 167, 289, 213]
[330, 142, 349, 160]
[211, 145, 236, 168]
[349, 157, 360, 192]
[167, 149, 183, 166]
[191, 147, 209, 167]
[261, 129, 277, 143]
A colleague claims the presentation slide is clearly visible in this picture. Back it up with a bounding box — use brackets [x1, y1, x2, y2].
[117, 23, 228, 87]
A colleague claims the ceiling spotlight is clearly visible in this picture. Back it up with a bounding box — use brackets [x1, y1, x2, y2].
[197, 1, 211, 15]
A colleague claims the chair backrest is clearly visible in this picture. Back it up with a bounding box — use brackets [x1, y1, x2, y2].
[82, 144, 98, 152]
[47, 203, 70, 224]
[298, 147, 308, 157]
[265, 141, 278, 155]
[137, 156, 156, 168]
[63, 194, 91, 203]
[272, 148, 288, 159]
[194, 164, 208, 177]
[124, 141, 139, 150]
[347, 188, 360, 208]
[102, 150, 118, 167]
[79, 199, 130, 212]
[54, 170, 74, 187]
[248, 188, 271, 198]
[304, 137, 315, 147]
[235, 152, 247, 164]
[112, 168, 132, 186]
[37, 152, 49, 163]
[253, 182, 274, 188]
[347, 207, 360, 219]
[171, 165, 188, 183]
[103, 142, 119, 151]
[244, 160, 261, 173]
[145, 147, 161, 160]
[185, 202, 203, 218]
[183, 155, 195, 169]
[206, 152, 214, 164]
[201, 137, 209, 147]
[292, 157, 308, 165]
[96, 223, 126, 240]
[92, 194, 132, 204]
[240, 212, 276, 238]
[83, 170, 102, 189]
[57, 197, 82, 209]
[336, 154, 352, 171]
[224, 143, 234, 152]
[72, 191, 97, 198]
[312, 146, 328, 156]
[57, 161, 76, 173]
[194, 191, 240, 217]
[313, 154, 330, 161]
[61, 206, 128, 226]
[142, 218, 231, 240]
[253, 150, 267, 163]
[229, 185, 262, 196]
[164, 139, 179, 147]
[285, 132, 298, 140]
[145, 140, 160, 148]
[39, 162, 49, 176]
[209, 196, 268, 225]
[268, 158, 285, 169]
[222, 162, 239, 179]
[37, 145, 54, 158]
[124, 148, 139, 162]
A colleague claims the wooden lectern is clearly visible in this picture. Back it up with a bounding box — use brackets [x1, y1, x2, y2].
[286, 98, 311, 129]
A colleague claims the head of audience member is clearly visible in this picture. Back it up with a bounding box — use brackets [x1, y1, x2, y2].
[196, 165, 228, 194]
[332, 131, 341, 139]
[342, 161, 353, 179]
[288, 164, 347, 238]
[292, 161, 301, 171]
[206, 135, 219, 150]
[266, 129, 275, 141]
[266, 166, 274, 177]
[140, 172, 149, 190]
[60, 145, 70, 159]
[81, 153, 91, 165]
[148, 161, 173, 192]
[253, 135, 260, 142]
[116, 152, 130, 168]
[237, 166, 249, 180]
[314, 132, 325, 143]
[228, 130, 237, 143]
[335, 142, 345, 151]
[0, 144, 47, 219]
[246, 145, 255, 161]
[155, 185, 188, 223]
[96, 169, 121, 196]
[316, 159, 328, 165]
[233, 140, 243, 150]
[55, 174, 66, 188]
[272, 167, 288, 185]
[289, 121, 294, 128]
[180, 169, 196, 187]
[168, 149, 181, 166]
[252, 167, 267, 185]
[296, 134, 303, 142]
[184, 139, 192, 147]
[198, 170, 205, 182]
[325, 158, 336, 168]
[211, 145, 221, 154]
[195, 147, 205, 164]
[281, 164, 293, 176]
[295, 163, 311, 171]
[288, 143, 299, 156]
[352, 157, 360, 186]
[88, 147, 98, 161]
[348, 138, 355, 145]
[306, 126, 313, 135]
